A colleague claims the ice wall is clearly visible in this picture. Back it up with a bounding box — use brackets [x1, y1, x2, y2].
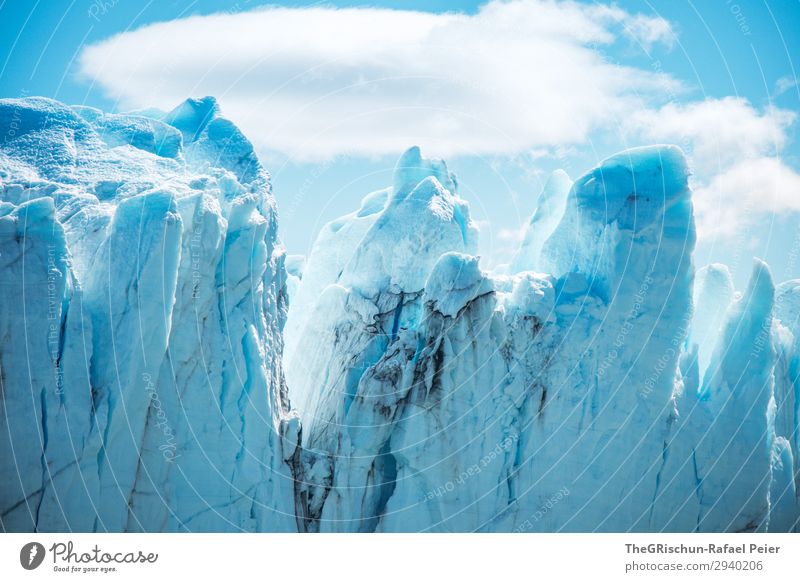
[290, 146, 799, 532]
[2, 97, 797, 533]
[0, 97, 298, 532]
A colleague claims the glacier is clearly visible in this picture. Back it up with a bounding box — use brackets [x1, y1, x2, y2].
[0, 97, 298, 532]
[1, 97, 798, 532]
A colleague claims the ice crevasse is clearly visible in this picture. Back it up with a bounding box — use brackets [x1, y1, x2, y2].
[1, 97, 798, 532]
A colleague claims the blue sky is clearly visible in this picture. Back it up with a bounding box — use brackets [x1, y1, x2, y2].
[1, 0, 799, 287]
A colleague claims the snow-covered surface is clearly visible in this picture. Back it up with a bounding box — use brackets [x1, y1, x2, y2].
[1, 98, 798, 532]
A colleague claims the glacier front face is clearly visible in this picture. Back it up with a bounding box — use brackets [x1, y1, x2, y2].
[287, 146, 799, 533]
[1, 97, 798, 532]
[0, 97, 298, 532]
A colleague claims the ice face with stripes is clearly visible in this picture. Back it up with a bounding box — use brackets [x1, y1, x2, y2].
[1, 97, 797, 532]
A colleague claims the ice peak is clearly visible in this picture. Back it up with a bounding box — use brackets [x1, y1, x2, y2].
[577, 144, 690, 221]
[699, 263, 734, 284]
[163, 96, 220, 143]
[536, 169, 572, 210]
[424, 252, 493, 317]
[541, 144, 694, 300]
[702, 257, 776, 401]
[159, 96, 264, 186]
[339, 171, 477, 299]
[745, 257, 775, 309]
[392, 146, 457, 198]
[511, 169, 572, 273]
[404, 175, 451, 210]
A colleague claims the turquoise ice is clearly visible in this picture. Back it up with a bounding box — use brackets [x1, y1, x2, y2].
[1, 97, 797, 532]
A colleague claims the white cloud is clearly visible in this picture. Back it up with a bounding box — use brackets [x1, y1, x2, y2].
[626, 97, 800, 238]
[620, 14, 675, 51]
[628, 98, 795, 169]
[693, 157, 800, 237]
[77, 0, 800, 242]
[775, 75, 799, 97]
[77, 0, 678, 161]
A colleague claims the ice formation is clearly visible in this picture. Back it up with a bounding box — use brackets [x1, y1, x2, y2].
[1, 97, 798, 532]
[0, 97, 297, 532]
[286, 145, 799, 533]
[510, 168, 571, 274]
